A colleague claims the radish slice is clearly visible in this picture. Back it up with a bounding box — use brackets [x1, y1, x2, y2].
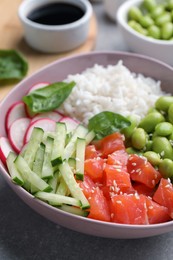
[5, 101, 27, 133]
[27, 82, 50, 94]
[31, 111, 62, 122]
[8, 118, 31, 153]
[60, 116, 80, 133]
[0, 136, 15, 165]
[24, 118, 56, 144]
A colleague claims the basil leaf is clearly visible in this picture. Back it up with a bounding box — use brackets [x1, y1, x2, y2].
[88, 111, 131, 140]
[23, 81, 76, 113]
[0, 50, 28, 85]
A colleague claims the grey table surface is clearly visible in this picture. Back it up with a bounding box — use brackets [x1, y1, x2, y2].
[1, 2, 173, 260]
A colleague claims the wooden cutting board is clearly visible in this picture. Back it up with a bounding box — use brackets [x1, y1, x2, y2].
[0, 0, 97, 101]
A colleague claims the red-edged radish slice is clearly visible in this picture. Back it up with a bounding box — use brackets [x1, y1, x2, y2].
[31, 111, 62, 122]
[27, 82, 50, 94]
[24, 118, 56, 144]
[0, 136, 15, 165]
[8, 118, 31, 153]
[5, 101, 27, 133]
[60, 116, 80, 133]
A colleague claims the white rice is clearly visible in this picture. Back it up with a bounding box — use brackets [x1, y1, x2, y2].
[60, 60, 166, 125]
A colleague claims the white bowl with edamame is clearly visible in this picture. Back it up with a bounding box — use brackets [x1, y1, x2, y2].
[117, 0, 173, 65]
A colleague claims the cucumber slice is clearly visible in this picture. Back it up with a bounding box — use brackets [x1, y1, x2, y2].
[68, 157, 76, 169]
[63, 124, 88, 160]
[60, 205, 89, 217]
[59, 161, 90, 209]
[75, 138, 85, 181]
[23, 127, 44, 169]
[85, 130, 95, 145]
[6, 152, 24, 186]
[48, 171, 60, 193]
[33, 142, 45, 177]
[56, 176, 69, 196]
[35, 191, 81, 207]
[15, 155, 52, 192]
[51, 122, 66, 166]
[41, 137, 54, 179]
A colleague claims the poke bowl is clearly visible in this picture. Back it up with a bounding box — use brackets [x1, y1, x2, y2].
[1, 51, 173, 239]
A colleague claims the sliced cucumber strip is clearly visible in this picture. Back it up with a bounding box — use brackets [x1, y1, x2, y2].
[35, 191, 81, 207]
[59, 161, 90, 209]
[75, 138, 85, 181]
[60, 205, 89, 217]
[63, 124, 88, 160]
[68, 157, 76, 169]
[56, 176, 69, 196]
[33, 142, 45, 177]
[6, 152, 24, 186]
[51, 122, 66, 166]
[41, 137, 54, 179]
[15, 155, 52, 192]
[85, 130, 95, 145]
[24, 127, 44, 169]
[48, 171, 60, 193]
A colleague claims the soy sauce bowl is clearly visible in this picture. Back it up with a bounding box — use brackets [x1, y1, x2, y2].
[18, 0, 93, 53]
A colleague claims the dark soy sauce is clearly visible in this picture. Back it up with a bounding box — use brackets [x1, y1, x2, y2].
[27, 3, 85, 26]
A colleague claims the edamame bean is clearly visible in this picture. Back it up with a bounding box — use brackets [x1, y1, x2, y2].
[166, 0, 173, 11]
[155, 96, 173, 112]
[168, 103, 173, 124]
[148, 25, 161, 39]
[128, 20, 148, 36]
[143, 0, 156, 12]
[138, 111, 165, 133]
[161, 22, 173, 40]
[143, 151, 161, 166]
[139, 15, 154, 28]
[155, 12, 172, 27]
[152, 136, 173, 159]
[155, 122, 173, 136]
[159, 158, 173, 178]
[126, 147, 143, 156]
[147, 107, 158, 114]
[151, 5, 165, 19]
[131, 128, 147, 150]
[128, 7, 143, 22]
[145, 140, 153, 151]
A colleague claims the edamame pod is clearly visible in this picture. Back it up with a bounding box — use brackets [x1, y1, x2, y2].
[159, 158, 173, 178]
[138, 111, 165, 133]
[152, 136, 173, 159]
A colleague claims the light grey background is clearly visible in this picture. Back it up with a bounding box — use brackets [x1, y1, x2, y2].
[1, 3, 173, 260]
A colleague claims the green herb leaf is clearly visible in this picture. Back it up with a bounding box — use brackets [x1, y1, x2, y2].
[0, 49, 28, 85]
[88, 111, 131, 140]
[23, 81, 76, 113]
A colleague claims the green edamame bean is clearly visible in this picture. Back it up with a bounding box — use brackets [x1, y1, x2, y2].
[139, 15, 154, 28]
[155, 12, 172, 27]
[145, 140, 153, 151]
[121, 115, 138, 139]
[128, 20, 148, 36]
[155, 96, 173, 112]
[168, 103, 173, 124]
[152, 136, 173, 159]
[159, 158, 173, 178]
[161, 22, 173, 40]
[131, 128, 147, 150]
[126, 147, 143, 156]
[139, 111, 165, 133]
[151, 5, 165, 19]
[128, 7, 143, 22]
[155, 122, 173, 136]
[147, 107, 158, 114]
[143, 0, 157, 12]
[148, 25, 161, 39]
[143, 151, 161, 166]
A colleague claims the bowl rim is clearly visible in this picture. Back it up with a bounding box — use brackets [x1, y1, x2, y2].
[18, 0, 93, 31]
[117, 0, 173, 45]
[1, 50, 173, 237]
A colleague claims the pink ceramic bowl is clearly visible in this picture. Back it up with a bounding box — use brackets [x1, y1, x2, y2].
[1, 51, 173, 239]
